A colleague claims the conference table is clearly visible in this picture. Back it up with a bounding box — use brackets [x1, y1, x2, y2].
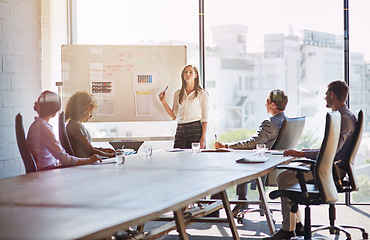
[0, 149, 292, 240]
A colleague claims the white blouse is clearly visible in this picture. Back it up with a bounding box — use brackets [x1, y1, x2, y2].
[172, 89, 208, 124]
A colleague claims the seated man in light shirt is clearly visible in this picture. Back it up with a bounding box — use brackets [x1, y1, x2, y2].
[214, 89, 288, 214]
[27, 90, 101, 171]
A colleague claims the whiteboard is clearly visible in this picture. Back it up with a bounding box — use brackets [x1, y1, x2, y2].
[61, 45, 187, 122]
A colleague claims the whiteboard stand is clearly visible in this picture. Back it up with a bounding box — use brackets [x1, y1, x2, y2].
[56, 81, 63, 113]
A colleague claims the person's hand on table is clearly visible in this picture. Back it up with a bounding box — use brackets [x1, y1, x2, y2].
[90, 154, 102, 164]
[283, 150, 305, 157]
[214, 141, 226, 149]
[105, 152, 116, 158]
[101, 148, 115, 154]
[301, 148, 319, 151]
[102, 148, 116, 157]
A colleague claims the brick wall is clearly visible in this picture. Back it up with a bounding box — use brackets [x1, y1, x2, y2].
[0, 0, 42, 178]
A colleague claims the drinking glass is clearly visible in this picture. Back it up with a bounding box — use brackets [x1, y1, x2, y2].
[115, 149, 125, 164]
[144, 145, 153, 156]
[192, 142, 201, 154]
[256, 143, 267, 156]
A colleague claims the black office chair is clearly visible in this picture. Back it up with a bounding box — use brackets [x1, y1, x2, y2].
[269, 111, 341, 240]
[312, 110, 368, 239]
[15, 113, 38, 173]
[58, 111, 75, 156]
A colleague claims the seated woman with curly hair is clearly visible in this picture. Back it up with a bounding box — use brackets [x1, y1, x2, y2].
[65, 91, 115, 158]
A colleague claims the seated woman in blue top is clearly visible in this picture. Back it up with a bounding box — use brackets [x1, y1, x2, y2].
[27, 90, 101, 171]
[65, 91, 115, 158]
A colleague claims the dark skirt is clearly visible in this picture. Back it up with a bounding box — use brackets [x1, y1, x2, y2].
[174, 120, 202, 149]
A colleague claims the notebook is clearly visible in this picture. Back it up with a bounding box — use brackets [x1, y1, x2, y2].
[235, 156, 269, 163]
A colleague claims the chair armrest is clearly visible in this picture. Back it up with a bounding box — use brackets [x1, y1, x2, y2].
[291, 158, 316, 165]
[290, 158, 315, 173]
[276, 165, 311, 172]
[276, 164, 311, 194]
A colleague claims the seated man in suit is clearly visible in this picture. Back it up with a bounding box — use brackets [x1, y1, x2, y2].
[214, 89, 288, 212]
[263, 80, 357, 240]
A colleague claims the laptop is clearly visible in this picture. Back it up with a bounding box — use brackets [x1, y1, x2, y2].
[109, 141, 144, 152]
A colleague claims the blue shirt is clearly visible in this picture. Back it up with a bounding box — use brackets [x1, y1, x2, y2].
[27, 117, 79, 170]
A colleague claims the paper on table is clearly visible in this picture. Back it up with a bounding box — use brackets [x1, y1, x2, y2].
[201, 148, 232, 152]
[93, 158, 116, 164]
[164, 148, 189, 152]
[267, 150, 285, 155]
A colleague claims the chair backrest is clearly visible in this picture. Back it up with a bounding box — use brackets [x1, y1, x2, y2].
[266, 116, 306, 186]
[271, 116, 306, 150]
[315, 111, 341, 203]
[341, 110, 363, 191]
[15, 113, 38, 173]
[58, 111, 75, 156]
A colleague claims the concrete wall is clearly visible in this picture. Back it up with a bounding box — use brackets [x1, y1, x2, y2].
[0, 0, 42, 178]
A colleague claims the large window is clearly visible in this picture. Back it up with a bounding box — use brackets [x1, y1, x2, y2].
[73, 0, 199, 150]
[74, 0, 370, 203]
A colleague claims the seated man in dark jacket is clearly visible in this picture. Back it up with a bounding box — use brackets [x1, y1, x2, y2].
[214, 89, 288, 213]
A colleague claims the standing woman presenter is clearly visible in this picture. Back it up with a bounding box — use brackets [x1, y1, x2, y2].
[159, 64, 209, 149]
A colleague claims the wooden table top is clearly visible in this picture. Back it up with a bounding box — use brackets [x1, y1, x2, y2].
[0, 150, 291, 240]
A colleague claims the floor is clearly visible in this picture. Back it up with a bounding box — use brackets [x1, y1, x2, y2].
[142, 202, 370, 240]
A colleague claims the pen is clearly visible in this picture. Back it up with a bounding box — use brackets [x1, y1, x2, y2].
[164, 86, 168, 92]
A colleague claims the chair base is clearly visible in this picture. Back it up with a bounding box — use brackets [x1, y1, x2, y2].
[312, 225, 351, 240]
[312, 224, 369, 240]
[291, 236, 331, 240]
[311, 204, 369, 240]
